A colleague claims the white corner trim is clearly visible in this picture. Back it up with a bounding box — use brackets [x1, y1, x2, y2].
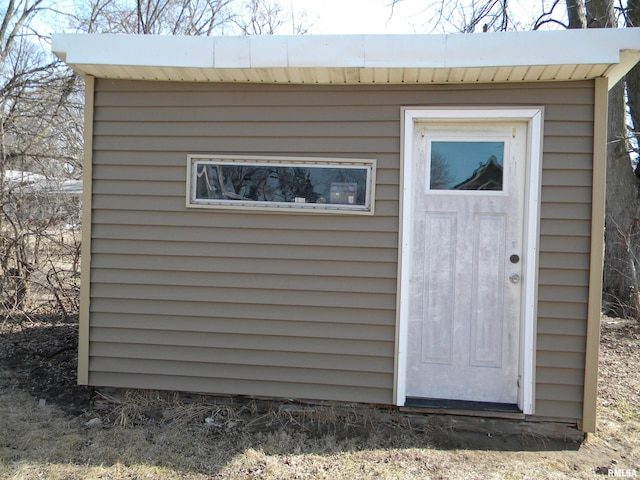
[521, 108, 543, 415]
[396, 107, 543, 415]
[394, 108, 417, 407]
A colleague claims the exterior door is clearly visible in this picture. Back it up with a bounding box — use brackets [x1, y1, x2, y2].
[405, 121, 527, 405]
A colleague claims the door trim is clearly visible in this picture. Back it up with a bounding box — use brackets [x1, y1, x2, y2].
[395, 107, 543, 415]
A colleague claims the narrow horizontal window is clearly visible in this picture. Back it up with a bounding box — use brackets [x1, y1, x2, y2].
[187, 155, 376, 214]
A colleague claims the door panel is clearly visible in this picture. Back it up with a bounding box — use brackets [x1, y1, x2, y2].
[406, 121, 526, 405]
[470, 213, 505, 368]
[421, 213, 456, 365]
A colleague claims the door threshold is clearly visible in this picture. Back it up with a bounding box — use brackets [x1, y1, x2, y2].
[405, 397, 522, 413]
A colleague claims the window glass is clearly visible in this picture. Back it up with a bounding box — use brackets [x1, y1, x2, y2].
[430, 141, 504, 191]
[188, 156, 375, 213]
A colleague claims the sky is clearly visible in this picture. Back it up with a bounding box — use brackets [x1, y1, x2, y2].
[39, 0, 556, 36]
[291, 0, 548, 35]
[42, 0, 426, 35]
[295, 0, 429, 35]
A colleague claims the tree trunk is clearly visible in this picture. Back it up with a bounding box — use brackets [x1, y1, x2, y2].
[625, 0, 640, 152]
[602, 80, 640, 318]
[565, 0, 586, 28]
[585, 0, 616, 27]
[587, 0, 640, 318]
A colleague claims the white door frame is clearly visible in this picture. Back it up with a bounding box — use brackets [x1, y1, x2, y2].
[395, 107, 543, 415]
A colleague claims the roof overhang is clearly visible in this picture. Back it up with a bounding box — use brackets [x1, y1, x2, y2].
[52, 29, 640, 89]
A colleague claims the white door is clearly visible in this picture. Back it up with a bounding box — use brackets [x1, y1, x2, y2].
[405, 121, 527, 405]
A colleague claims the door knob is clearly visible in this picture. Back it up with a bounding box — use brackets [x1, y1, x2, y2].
[509, 273, 520, 284]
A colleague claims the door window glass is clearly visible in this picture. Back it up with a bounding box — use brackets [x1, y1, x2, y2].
[430, 141, 504, 191]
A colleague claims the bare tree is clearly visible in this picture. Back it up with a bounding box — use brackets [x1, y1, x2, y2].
[69, 0, 311, 36]
[70, 0, 236, 35]
[1, 1, 84, 314]
[1, 0, 313, 316]
[233, 0, 283, 34]
[390, 0, 513, 33]
[232, 0, 311, 34]
[429, 150, 453, 189]
[0, 0, 48, 63]
[531, 0, 572, 29]
[595, 0, 640, 318]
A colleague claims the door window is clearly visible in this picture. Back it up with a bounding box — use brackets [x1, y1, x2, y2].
[429, 141, 505, 191]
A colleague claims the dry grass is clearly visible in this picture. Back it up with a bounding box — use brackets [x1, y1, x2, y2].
[0, 316, 638, 479]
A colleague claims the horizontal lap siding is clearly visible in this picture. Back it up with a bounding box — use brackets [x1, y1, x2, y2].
[90, 80, 593, 417]
[537, 83, 594, 420]
[90, 80, 403, 404]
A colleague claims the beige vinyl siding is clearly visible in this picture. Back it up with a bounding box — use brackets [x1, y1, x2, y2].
[89, 79, 594, 418]
[537, 81, 594, 419]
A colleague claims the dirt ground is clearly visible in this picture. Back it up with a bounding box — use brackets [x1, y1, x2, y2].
[0, 314, 638, 479]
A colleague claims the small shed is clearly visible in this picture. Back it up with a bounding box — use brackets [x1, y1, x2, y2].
[53, 29, 640, 432]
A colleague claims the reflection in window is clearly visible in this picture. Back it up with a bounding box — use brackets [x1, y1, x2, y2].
[430, 141, 504, 191]
[188, 156, 375, 213]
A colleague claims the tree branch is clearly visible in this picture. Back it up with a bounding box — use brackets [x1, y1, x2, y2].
[534, 17, 569, 30]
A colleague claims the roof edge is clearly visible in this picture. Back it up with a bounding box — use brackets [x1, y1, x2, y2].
[52, 29, 640, 87]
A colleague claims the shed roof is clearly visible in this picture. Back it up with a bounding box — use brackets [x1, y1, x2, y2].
[53, 29, 640, 88]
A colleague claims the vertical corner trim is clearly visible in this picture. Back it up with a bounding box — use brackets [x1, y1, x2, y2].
[78, 75, 95, 386]
[582, 77, 608, 433]
[393, 108, 412, 406]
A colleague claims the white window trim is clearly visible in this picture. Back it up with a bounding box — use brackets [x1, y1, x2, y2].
[395, 107, 543, 415]
[186, 154, 376, 215]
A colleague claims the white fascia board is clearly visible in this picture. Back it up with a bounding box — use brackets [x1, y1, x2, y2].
[286, 35, 366, 67]
[52, 33, 215, 68]
[250, 36, 289, 68]
[213, 36, 250, 68]
[52, 28, 640, 79]
[441, 29, 623, 68]
[364, 29, 640, 69]
[364, 35, 447, 68]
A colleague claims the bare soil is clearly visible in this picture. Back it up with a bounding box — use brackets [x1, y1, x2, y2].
[0, 314, 638, 479]
[0, 315, 91, 415]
